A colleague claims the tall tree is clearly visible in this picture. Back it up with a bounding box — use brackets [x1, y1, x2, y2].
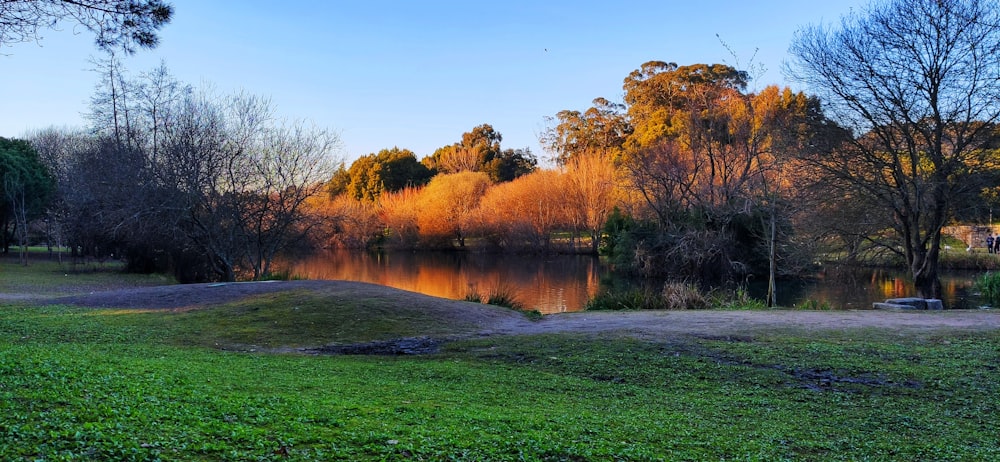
[344, 147, 433, 202]
[0, 137, 55, 258]
[62, 62, 341, 281]
[623, 62, 754, 210]
[541, 97, 631, 165]
[0, 0, 173, 53]
[482, 147, 537, 183]
[161, 91, 339, 281]
[600, 60, 823, 283]
[416, 172, 491, 248]
[425, 124, 501, 174]
[563, 149, 621, 254]
[789, 0, 1000, 296]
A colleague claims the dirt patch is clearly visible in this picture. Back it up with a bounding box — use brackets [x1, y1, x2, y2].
[485, 307, 1000, 339]
[302, 337, 445, 355]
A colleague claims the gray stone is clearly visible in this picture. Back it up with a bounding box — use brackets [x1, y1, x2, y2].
[885, 298, 928, 310]
[925, 299, 944, 310]
[873, 302, 913, 310]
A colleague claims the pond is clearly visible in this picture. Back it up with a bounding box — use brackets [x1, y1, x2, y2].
[750, 266, 985, 311]
[283, 250, 988, 313]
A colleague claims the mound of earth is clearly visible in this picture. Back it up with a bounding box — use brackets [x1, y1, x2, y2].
[42, 280, 1000, 341]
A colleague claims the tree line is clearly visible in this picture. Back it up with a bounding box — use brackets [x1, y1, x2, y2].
[5, 0, 1000, 296]
[320, 65, 823, 305]
[6, 59, 338, 282]
[318, 0, 1000, 301]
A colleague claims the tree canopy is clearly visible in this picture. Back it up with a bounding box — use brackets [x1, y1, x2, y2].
[343, 147, 433, 202]
[0, 137, 54, 254]
[0, 0, 173, 53]
[541, 97, 630, 165]
[425, 124, 537, 182]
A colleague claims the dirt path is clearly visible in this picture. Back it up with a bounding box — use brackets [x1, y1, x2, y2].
[22, 280, 1000, 338]
[487, 308, 1000, 338]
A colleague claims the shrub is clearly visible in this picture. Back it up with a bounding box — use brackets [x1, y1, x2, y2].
[661, 281, 709, 310]
[976, 272, 1000, 307]
[586, 282, 711, 311]
[466, 283, 526, 311]
[484, 285, 525, 310]
[585, 288, 664, 311]
[463, 290, 482, 303]
[712, 286, 768, 310]
[793, 299, 834, 310]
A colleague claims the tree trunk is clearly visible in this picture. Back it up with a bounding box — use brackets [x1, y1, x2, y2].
[766, 208, 777, 308]
[910, 232, 942, 300]
[590, 229, 601, 255]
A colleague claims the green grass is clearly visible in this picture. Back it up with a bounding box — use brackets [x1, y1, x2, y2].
[2, 260, 999, 460]
[3, 318, 998, 461]
[0, 290, 484, 351]
[0, 257, 173, 295]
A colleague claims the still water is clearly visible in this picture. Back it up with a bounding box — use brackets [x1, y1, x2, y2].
[751, 266, 984, 311]
[286, 250, 606, 313]
[284, 250, 986, 313]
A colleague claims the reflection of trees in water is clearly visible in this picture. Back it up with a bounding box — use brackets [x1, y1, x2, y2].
[285, 250, 606, 314]
[778, 267, 982, 310]
[285, 252, 984, 311]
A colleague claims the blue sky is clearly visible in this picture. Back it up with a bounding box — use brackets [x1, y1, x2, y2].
[0, 1, 864, 164]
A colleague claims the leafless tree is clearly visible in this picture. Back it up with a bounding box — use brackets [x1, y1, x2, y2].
[37, 63, 340, 281]
[789, 0, 1000, 295]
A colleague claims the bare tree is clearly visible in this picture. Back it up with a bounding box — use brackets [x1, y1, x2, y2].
[39, 62, 341, 281]
[789, 0, 1000, 296]
[4, 175, 29, 264]
[238, 121, 340, 279]
[162, 90, 339, 281]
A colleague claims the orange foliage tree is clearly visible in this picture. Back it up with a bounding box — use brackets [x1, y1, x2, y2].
[563, 61, 825, 282]
[416, 172, 491, 248]
[477, 170, 569, 250]
[379, 186, 422, 248]
[562, 149, 621, 254]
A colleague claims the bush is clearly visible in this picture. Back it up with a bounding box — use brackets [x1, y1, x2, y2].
[484, 285, 525, 310]
[661, 281, 709, 310]
[976, 272, 1000, 307]
[586, 282, 709, 311]
[585, 282, 781, 311]
[463, 289, 482, 303]
[466, 283, 526, 311]
[712, 286, 768, 310]
[793, 299, 834, 310]
[585, 288, 665, 311]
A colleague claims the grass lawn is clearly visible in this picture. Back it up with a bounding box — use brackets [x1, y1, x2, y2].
[1, 258, 998, 460]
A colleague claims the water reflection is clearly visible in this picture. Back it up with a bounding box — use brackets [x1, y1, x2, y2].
[284, 250, 606, 314]
[752, 267, 984, 310]
[284, 250, 987, 311]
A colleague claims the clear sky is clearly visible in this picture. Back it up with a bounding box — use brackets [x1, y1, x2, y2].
[0, 1, 864, 165]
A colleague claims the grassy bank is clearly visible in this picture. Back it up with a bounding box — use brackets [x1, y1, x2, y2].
[1, 259, 998, 460]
